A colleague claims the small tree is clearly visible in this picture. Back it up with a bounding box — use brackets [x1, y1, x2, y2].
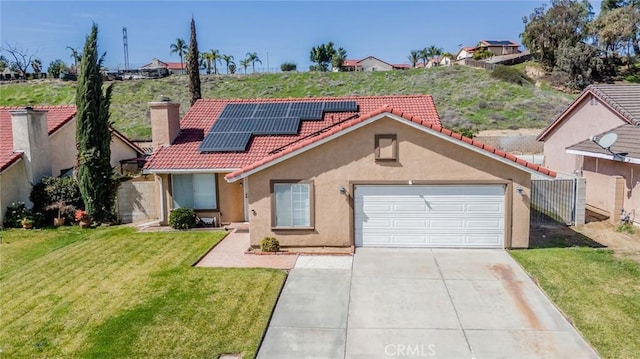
[187, 18, 201, 106]
[76, 23, 115, 223]
[48, 59, 67, 78]
[1, 43, 35, 79]
[280, 62, 297, 71]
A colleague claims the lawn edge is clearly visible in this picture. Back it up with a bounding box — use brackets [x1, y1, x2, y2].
[190, 229, 232, 266]
[253, 268, 290, 356]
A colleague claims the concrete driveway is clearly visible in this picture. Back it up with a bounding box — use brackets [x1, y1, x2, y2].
[258, 248, 599, 358]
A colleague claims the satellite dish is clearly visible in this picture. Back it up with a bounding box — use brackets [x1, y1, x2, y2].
[596, 133, 618, 149]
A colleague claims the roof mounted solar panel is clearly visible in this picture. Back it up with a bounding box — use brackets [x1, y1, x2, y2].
[209, 117, 254, 133]
[323, 101, 358, 112]
[199, 132, 252, 152]
[252, 117, 300, 135]
[218, 103, 256, 119]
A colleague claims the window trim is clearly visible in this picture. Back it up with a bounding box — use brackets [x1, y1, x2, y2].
[270, 180, 315, 230]
[171, 173, 220, 211]
[375, 134, 398, 161]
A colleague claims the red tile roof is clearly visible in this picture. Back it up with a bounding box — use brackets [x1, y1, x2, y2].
[225, 105, 556, 180]
[144, 95, 441, 171]
[224, 105, 556, 180]
[0, 106, 76, 172]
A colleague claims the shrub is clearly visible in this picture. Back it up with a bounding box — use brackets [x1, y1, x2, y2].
[3, 202, 31, 228]
[280, 62, 297, 72]
[261, 237, 280, 252]
[491, 65, 532, 86]
[450, 127, 477, 138]
[169, 208, 197, 230]
[616, 223, 635, 234]
[30, 177, 84, 224]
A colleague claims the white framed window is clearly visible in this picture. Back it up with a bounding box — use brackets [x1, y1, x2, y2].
[172, 173, 217, 210]
[272, 181, 313, 228]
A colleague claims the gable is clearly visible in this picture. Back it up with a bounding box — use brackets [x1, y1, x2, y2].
[244, 116, 534, 187]
[226, 112, 554, 182]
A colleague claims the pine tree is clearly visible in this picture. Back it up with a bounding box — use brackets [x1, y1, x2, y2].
[188, 17, 201, 106]
[76, 23, 115, 223]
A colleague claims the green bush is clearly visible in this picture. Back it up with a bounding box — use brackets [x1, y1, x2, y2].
[491, 65, 532, 86]
[280, 62, 297, 72]
[169, 208, 197, 230]
[616, 223, 635, 234]
[3, 202, 31, 228]
[261, 237, 280, 252]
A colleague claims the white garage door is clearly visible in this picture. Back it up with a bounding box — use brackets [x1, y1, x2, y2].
[354, 185, 505, 248]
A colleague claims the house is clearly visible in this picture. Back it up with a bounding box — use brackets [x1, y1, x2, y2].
[537, 84, 640, 175]
[439, 56, 453, 67]
[538, 84, 640, 223]
[456, 40, 520, 61]
[143, 95, 555, 250]
[140, 58, 186, 75]
[477, 40, 520, 56]
[425, 57, 440, 68]
[0, 106, 145, 223]
[456, 47, 476, 60]
[339, 56, 410, 72]
[566, 125, 640, 225]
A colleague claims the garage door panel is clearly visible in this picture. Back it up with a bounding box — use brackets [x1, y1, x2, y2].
[355, 185, 505, 248]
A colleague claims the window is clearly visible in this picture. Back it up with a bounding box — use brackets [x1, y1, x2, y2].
[172, 173, 217, 210]
[272, 181, 313, 228]
[375, 134, 397, 161]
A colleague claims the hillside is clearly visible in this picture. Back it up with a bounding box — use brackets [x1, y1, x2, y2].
[0, 66, 575, 140]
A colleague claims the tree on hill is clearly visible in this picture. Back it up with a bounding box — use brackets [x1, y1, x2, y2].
[473, 47, 493, 60]
[408, 50, 419, 68]
[310, 42, 334, 71]
[427, 45, 443, 60]
[48, 59, 66, 78]
[246, 52, 262, 73]
[202, 49, 221, 74]
[222, 54, 235, 74]
[331, 47, 347, 70]
[170, 38, 188, 71]
[1, 43, 35, 78]
[75, 23, 115, 223]
[187, 18, 201, 106]
[239, 58, 250, 73]
[591, 4, 639, 60]
[419, 48, 429, 66]
[30, 58, 42, 78]
[66, 46, 81, 73]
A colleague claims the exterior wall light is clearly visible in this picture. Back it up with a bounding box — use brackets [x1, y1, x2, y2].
[516, 185, 524, 194]
[339, 186, 347, 195]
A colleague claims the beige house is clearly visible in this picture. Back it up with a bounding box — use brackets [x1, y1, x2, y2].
[0, 106, 144, 224]
[144, 96, 555, 250]
[538, 84, 640, 223]
[339, 57, 410, 72]
[567, 125, 640, 225]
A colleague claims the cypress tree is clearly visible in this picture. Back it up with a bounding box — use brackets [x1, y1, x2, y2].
[76, 23, 115, 223]
[188, 17, 201, 106]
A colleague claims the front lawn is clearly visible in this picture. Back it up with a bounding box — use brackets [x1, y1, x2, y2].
[0, 226, 286, 358]
[511, 247, 640, 358]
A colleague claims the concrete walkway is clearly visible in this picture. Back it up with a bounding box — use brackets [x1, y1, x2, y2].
[195, 230, 298, 269]
[258, 248, 599, 358]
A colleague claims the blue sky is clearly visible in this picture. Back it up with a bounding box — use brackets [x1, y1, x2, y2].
[1, 1, 596, 71]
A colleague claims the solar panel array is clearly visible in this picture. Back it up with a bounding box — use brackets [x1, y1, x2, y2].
[199, 101, 358, 152]
[484, 40, 514, 46]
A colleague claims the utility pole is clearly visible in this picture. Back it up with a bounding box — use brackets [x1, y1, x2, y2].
[122, 27, 130, 70]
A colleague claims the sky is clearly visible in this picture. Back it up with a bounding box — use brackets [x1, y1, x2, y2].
[1, 0, 599, 72]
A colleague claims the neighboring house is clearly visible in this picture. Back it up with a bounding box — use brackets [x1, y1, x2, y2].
[140, 58, 186, 75]
[455, 47, 476, 60]
[439, 56, 453, 67]
[477, 40, 520, 56]
[0, 106, 145, 223]
[456, 40, 520, 61]
[566, 125, 640, 225]
[339, 56, 410, 72]
[538, 84, 640, 223]
[537, 84, 640, 175]
[143, 95, 555, 250]
[425, 58, 440, 68]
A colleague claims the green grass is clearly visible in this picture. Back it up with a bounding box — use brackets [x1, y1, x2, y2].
[510, 248, 640, 358]
[0, 226, 286, 358]
[0, 66, 575, 140]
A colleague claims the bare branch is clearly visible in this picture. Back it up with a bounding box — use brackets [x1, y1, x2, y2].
[1, 43, 35, 78]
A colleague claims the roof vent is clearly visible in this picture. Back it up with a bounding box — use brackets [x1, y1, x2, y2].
[159, 96, 171, 102]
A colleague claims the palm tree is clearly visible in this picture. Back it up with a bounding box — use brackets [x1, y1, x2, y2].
[201, 49, 221, 74]
[408, 50, 419, 68]
[427, 45, 443, 60]
[222, 54, 235, 74]
[30, 58, 42, 78]
[419, 48, 429, 66]
[169, 38, 188, 72]
[245, 52, 262, 73]
[239, 58, 250, 74]
[66, 46, 81, 72]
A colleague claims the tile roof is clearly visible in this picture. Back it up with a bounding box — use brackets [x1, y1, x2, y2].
[537, 84, 640, 141]
[566, 124, 640, 161]
[144, 95, 441, 171]
[0, 105, 76, 172]
[224, 105, 556, 181]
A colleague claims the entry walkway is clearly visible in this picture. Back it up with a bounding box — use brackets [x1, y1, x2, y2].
[195, 230, 298, 269]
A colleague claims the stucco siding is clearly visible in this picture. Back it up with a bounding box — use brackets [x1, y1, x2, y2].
[583, 157, 640, 224]
[246, 116, 531, 249]
[110, 136, 138, 169]
[49, 121, 76, 176]
[543, 94, 627, 174]
[358, 58, 393, 72]
[0, 160, 30, 225]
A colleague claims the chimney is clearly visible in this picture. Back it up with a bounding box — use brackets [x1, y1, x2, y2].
[10, 107, 52, 183]
[149, 97, 180, 148]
